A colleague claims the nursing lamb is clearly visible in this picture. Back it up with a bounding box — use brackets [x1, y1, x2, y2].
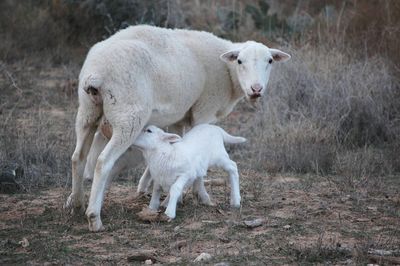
[65, 25, 291, 231]
[134, 124, 246, 219]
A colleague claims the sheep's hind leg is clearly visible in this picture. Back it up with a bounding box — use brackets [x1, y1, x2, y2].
[65, 105, 100, 214]
[85, 115, 146, 231]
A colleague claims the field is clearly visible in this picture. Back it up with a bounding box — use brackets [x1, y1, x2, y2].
[1, 0, 400, 265]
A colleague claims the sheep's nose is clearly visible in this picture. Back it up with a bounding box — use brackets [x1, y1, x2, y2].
[251, 84, 263, 93]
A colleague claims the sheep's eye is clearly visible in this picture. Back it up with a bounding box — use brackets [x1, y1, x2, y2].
[146, 129, 152, 133]
[268, 58, 273, 64]
[237, 59, 242, 64]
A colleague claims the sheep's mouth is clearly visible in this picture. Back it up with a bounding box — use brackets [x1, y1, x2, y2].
[248, 93, 261, 100]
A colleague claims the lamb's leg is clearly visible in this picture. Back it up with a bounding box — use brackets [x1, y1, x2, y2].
[221, 158, 241, 208]
[86, 112, 146, 231]
[165, 175, 190, 219]
[137, 167, 152, 193]
[149, 182, 161, 210]
[193, 177, 214, 206]
[65, 105, 100, 213]
[160, 193, 183, 208]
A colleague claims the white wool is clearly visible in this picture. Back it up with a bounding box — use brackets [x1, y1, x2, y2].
[134, 124, 246, 219]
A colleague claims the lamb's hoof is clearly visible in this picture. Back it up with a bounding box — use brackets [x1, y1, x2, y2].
[86, 212, 105, 232]
[64, 193, 85, 214]
[230, 200, 241, 209]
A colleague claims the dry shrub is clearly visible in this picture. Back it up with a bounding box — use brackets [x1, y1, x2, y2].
[0, 108, 75, 189]
[242, 44, 399, 175]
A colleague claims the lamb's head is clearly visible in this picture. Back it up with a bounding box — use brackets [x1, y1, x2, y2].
[220, 41, 290, 101]
[133, 125, 182, 151]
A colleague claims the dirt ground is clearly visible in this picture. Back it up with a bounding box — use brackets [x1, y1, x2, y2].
[1, 63, 400, 265]
[1, 170, 399, 265]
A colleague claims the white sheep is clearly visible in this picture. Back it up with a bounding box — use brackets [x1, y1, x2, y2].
[134, 124, 246, 219]
[64, 25, 290, 231]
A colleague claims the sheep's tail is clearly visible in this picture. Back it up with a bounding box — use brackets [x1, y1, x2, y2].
[82, 73, 104, 105]
[220, 129, 247, 144]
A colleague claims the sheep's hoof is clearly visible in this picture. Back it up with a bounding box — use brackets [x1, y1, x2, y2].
[164, 211, 176, 220]
[64, 193, 85, 214]
[86, 212, 105, 232]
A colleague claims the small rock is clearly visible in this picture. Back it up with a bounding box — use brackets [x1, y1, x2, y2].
[283, 224, 291, 230]
[194, 253, 212, 263]
[174, 226, 180, 232]
[354, 218, 370, 222]
[367, 206, 378, 211]
[145, 259, 153, 265]
[368, 249, 393, 256]
[202, 220, 220, 224]
[243, 218, 265, 228]
[214, 262, 230, 266]
[19, 237, 29, 248]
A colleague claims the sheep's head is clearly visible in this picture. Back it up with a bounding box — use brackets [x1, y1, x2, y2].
[133, 125, 182, 150]
[220, 41, 290, 102]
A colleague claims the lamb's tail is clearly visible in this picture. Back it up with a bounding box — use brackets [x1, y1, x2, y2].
[221, 129, 247, 144]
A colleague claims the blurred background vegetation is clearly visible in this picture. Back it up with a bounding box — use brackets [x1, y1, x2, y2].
[0, 0, 399, 188]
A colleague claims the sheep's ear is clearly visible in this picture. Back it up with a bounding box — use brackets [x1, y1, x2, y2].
[162, 133, 182, 144]
[270, 48, 291, 62]
[220, 50, 240, 63]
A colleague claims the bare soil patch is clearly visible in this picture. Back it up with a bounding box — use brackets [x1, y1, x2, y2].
[1, 171, 399, 265]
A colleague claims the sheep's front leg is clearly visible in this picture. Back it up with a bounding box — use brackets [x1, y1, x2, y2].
[149, 182, 161, 210]
[165, 175, 191, 219]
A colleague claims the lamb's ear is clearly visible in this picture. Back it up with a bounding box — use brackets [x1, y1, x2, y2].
[270, 48, 291, 62]
[220, 50, 240, 63]
[162, 133, 182, 144]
